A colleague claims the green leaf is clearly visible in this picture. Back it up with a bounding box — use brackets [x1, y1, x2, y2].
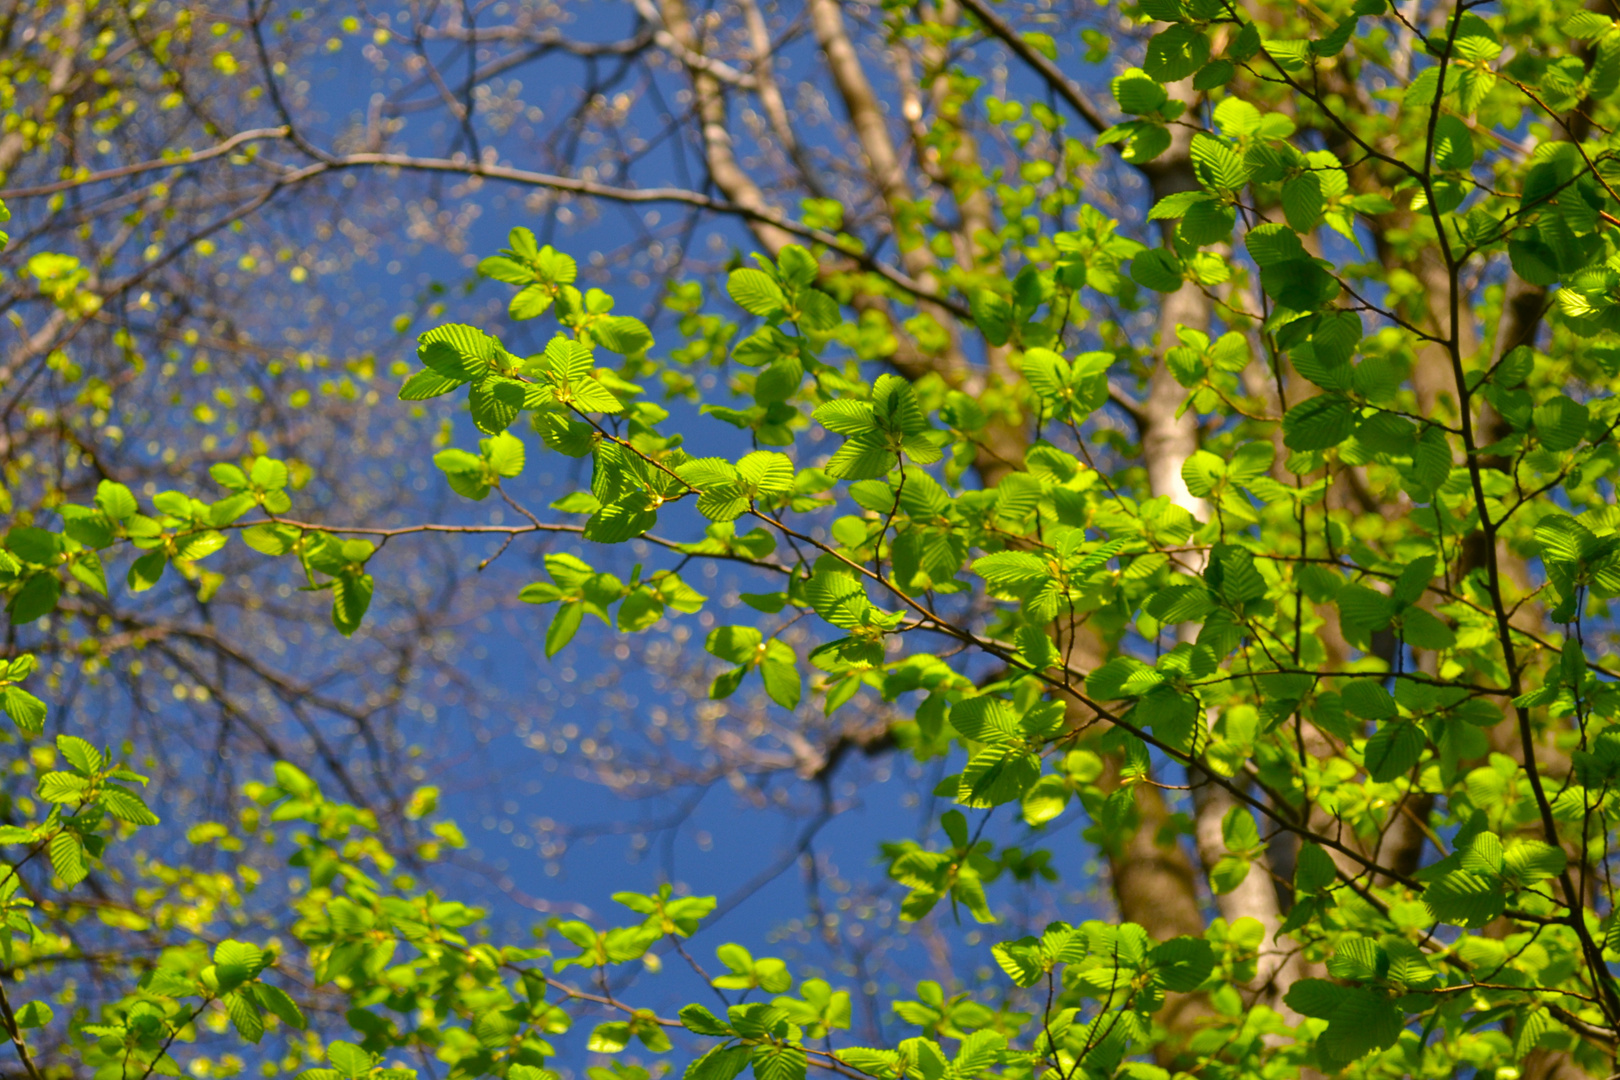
[1148, 191, 1214, 223]
[250, 457, 289, 490]
[1144, 25, 1210, 82]
[1296, 844, 1338, 893]
[687, 1046, 750, 1080]
[827, 433, 896, 480]
[1284, 978, 1349, 1020]
[1190, 134, 1248, 190]
[566, 373, 625, 415]
[326, 1042, 373, 1080]
[6, 526, 61, 565]
[1020, 774, 1069, 825]
[1179, 199, 1236, 245]
[1282, 394, 1354, 450]
[1221, 805, 1260, 851]
[1130, 250, 1184, 293]
[958, 745, 1041, 807]
[1325, 936, 1385, 980]
[728, 268, 786, 317]
[1282, 173, 1324, 232]
[992, 937, 1047, 987]
[331, 572, 373, 636]
[873, 374, 929, 435]
[712, 667, 748, 702]
[39, 772, 89, 803]
[252, 984, 307, 1030]
[1246, 224, 1306, 266]
[174, 530, 227, 562]
[14, 1001, 52, 1029]
[617, 587, 664, 632]
[1504, 840, 1566, 882]
[1534, 513, 1595, 566]
[738, 451, 794, 494]
[1400, 608, 1455, 650]
[755, 356, 804, 403]
[1263, 258, 1340, 310]
[215, 940, 269, 986]
[1193, 59, 1235, 89]
[435, 449, 489, 500]
[751, 1043, 807, 1080]
[813, 400, 878, 436]
[1209, 855, 1252, 894]
[1150, 936, 1214, 991]
[1564, 11, 1613, 37]
[1433, 114, 1475, 171]
[61, 507, 114, 550]
[1120, 122, 1172, 164]
[3, 687, 46, 735]
[1534, 394, 1589, 451]
[100, 785, 160, 826]
[1086, 656, 1154, 700]
[95, 481, 138, 520]
[1311, 14, 1358, 55]
[1145, 584, 1216, 623]
[399, 369, 462, 400]
[486, 431, 525, 477]
[1317, 990, 1403, 1065]
[1423, 870, 1505, 927]
[1342, 680, 1396, 720]
[1214, 97, 1262, 136]
[707, 625, 764, 665]
[547, 602, 584, 657]
[478, 254, 532, 284]
[585, 494, 657, 543]
[49, 831, 87, 886]
[56, 735, 100, 774]
[969, 287, 1013, 344]
[1113, 70, 1168, 114]
[1391, 557, 1435, 605]
[762, 645, 802, 710]
[418, 324, 494, 381]
[1017, 624, 1059, 671]
[468, 378, 524, 432]
[973, 552, 1051, 590]
[1364, 720, 1423, 782]
[1509, 237, 1560, 286]
[948, 696, 1022, 744]
[1514, 1007, 1549, 1060]
[593, 315, 654, 355]
[241, 524, 298, 556]
[226, 990, 265, 1043]
[8, 573, 60, 623]
[679, 1004, 733, 1036]
[588, 1021, 631, 1053]
[1337, 585, 1393, 637]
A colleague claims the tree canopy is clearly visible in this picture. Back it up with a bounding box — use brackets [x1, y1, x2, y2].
[4, 0, 1620, 1078]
